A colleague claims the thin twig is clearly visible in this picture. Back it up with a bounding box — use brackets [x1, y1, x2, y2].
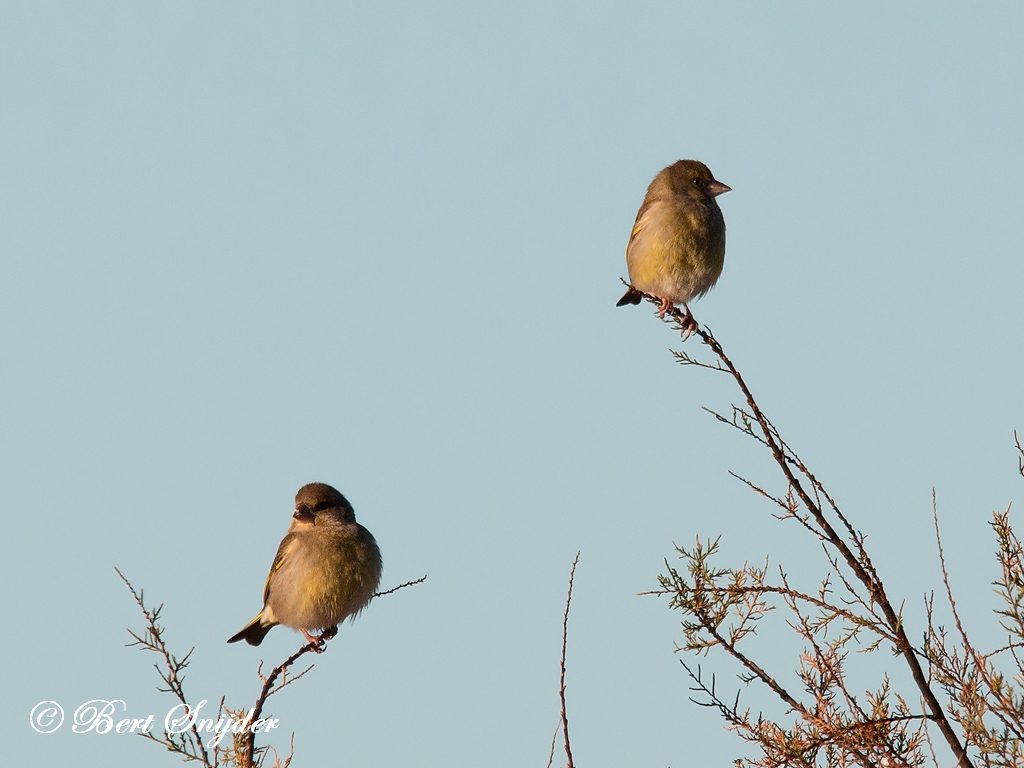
[115, 567, 214, 768]
[559, 553, 580, 768]
[1015, 431, 1024, 478]
[932, 496, 1024, 743]
[545, 718, 561, 768]
[374, 574, 428, 598]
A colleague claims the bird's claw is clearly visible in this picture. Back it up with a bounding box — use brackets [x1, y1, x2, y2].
[678, 312, 698, 340]
[302, 625, 338, 653]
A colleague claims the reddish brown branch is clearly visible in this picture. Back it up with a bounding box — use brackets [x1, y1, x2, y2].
[241, 641, 322, 767]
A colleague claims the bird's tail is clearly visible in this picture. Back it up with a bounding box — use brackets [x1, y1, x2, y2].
[615, 287, 642, 307]
[227, 614, 276, 646]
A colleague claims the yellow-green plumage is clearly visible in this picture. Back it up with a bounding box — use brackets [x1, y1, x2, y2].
[616, 159, 730, 314]
[228, 482, 382, 647]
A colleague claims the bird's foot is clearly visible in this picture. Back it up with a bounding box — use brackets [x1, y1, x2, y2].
[301, 628, 324, 651]
[678, 307, 698, 340]
[656, 297, 672, 318]
[679, 318, 698, 340]
[302, 625, 338, 653]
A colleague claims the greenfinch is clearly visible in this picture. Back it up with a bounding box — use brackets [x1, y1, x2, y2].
[228, 482, 382, 647]
[616, 159, 730, 319]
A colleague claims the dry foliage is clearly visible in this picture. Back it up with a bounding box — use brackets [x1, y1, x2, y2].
[629, 292, 1022, 768]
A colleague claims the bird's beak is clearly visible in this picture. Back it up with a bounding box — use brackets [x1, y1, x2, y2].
[708, 180, 731, 197]
[293, 506, 314, 523]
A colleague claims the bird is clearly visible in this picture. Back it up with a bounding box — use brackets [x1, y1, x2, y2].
[228, 482, 382, 648]
[616, 159, 730, 324]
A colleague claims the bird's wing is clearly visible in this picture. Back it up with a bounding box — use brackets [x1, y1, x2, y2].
[262, 532, 297, 606]
[628, 197, 669, 256]
[628, 199, 654, 247]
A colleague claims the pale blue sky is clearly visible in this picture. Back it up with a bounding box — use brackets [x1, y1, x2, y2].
[4, 3, 1023, 766]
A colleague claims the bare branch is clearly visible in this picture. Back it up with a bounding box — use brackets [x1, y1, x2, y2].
[627, 286, 977, 767]
[115, 567, 215, 767]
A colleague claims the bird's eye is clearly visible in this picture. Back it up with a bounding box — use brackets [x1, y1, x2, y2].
[312, 500, 329, 512]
